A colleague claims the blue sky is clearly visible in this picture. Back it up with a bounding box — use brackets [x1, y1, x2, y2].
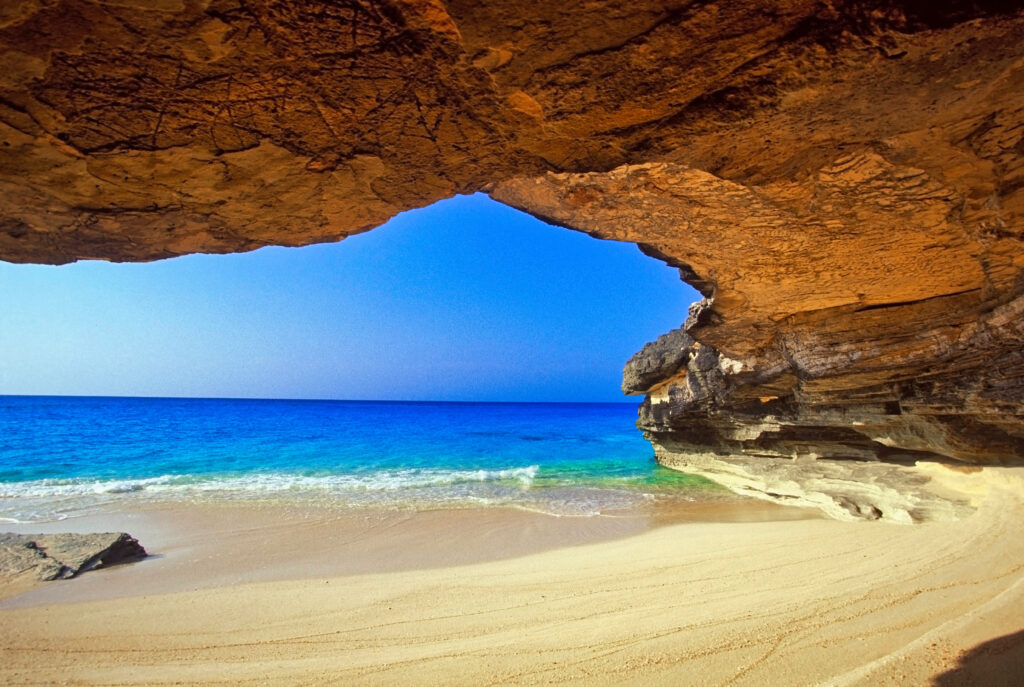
[0, 194, 697, 402]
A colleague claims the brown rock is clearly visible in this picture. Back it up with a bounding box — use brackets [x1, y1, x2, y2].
[1, 2, 1022, 517]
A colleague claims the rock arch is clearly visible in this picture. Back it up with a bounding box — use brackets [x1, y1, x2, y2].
[1, 0, 1022, 518]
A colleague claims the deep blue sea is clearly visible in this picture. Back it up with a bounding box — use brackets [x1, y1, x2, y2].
[0, 396, 717, 522]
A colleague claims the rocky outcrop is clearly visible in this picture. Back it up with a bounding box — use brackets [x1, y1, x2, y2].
[616, 297, 1020, 520]
[0, 533, 147, 581]
[1, 2, 1022, 519]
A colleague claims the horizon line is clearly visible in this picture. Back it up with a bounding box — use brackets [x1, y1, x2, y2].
[1, 393, 641, 405]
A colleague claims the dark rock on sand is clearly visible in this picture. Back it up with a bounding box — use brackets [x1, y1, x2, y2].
[0, 533, 147, 582]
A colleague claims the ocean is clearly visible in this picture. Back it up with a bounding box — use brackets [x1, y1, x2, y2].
[0, 396, 719, 523]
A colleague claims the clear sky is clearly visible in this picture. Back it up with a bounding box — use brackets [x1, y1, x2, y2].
[0, 194, 698, 402]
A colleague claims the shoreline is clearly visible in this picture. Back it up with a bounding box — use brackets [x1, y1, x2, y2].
[1, 467, 1022, 685]
[1, 494, 812, 606]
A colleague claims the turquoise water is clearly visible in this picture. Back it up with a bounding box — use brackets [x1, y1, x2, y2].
[0, 396, 716, 522]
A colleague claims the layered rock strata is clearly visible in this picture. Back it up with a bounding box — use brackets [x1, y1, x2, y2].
[495, 154, 1024, 519]
[1, 1, 1023, 519]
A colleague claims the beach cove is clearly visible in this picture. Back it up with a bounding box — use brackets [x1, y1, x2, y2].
[2, 1, 1024, 684]
[1, 467, 1023, 686]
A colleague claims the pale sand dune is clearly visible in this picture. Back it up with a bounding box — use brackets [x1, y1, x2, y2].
[1, 468, 1022, 686]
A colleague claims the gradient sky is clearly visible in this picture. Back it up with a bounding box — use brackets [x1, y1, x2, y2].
[0, 194, 698, 402]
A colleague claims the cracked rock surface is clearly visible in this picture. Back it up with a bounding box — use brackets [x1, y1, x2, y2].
[1, 1, 1023, 518]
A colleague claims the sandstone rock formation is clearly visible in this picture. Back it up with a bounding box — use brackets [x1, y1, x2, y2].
[0, 532, 146, 581]
[1, 1, 1022, 519]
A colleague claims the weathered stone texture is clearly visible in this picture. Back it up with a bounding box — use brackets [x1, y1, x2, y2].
[0, 532, 146, 581]
[1, 1, 1023, 518]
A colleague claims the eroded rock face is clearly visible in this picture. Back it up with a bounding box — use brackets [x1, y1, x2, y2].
[1, 1, 1022, 519]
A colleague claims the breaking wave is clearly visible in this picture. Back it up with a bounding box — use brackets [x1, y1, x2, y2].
[0, 465, 540, 499]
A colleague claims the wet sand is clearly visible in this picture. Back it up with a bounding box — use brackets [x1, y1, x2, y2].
[0, 496, 810, 605]
[1, 468, 1023, 685]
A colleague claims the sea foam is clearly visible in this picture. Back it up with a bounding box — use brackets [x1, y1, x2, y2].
[0, 465, 540, 497]
[0, 397, 709, 523]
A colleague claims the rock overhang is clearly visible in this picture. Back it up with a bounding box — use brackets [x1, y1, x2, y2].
[1, 0, 1023, 519]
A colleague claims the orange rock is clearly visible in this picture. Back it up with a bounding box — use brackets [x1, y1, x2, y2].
[0, 1, 1022, 499]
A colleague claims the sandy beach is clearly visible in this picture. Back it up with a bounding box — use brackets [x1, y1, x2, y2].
[1, 466, 1023, 686]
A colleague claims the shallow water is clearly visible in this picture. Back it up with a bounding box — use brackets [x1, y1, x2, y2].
[0, 396, 721, 521]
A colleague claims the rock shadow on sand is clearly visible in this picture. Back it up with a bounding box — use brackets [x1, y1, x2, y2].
[932, 628, 1024, 686]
